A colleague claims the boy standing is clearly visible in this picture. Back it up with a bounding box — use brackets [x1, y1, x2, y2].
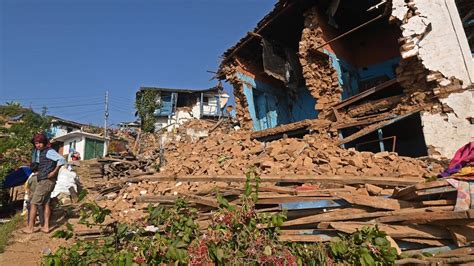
[24, 133, 65, 233]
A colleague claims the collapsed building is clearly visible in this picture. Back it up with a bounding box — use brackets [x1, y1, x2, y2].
[218, 0, 474, 158]
[136, 86, 230, 132]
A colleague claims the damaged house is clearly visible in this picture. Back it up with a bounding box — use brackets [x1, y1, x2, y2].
[136, 86, 229, 132]
[218, 0, 474, 158]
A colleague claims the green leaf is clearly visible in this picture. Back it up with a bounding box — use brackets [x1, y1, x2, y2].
[78, 189, 88, 202]
[217, 194, 230, 209]
[264, 246, 272, 256]
[216, 248, 225, 262]
[360, 249, 375, 266]
[374, 237, 389, 247]
[66, 222, 74, 232]
[53, 256, 61, 266]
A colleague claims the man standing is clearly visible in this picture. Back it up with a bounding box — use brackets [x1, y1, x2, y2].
[24, 133, 65, 233]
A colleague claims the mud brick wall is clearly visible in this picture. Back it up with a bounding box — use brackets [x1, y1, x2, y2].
[299, 8, 342, 118]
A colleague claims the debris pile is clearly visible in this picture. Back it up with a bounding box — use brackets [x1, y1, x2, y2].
[101, 157, 152, 180]
[159, 131, 442, 178]
[86, 172, 472, 263]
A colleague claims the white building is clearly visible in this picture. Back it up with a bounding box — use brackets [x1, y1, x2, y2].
[47, 116, 86, 139]
[137, 86, 230, 132]
[52, 131, 108, 160]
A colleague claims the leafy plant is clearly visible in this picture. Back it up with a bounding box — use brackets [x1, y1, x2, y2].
[135, 90, 160, 133]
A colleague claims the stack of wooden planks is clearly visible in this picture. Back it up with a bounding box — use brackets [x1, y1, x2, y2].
[82, 174, 473, 263]
[99, 156, 153, 180]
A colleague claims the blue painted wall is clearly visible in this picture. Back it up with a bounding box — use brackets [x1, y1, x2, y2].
[325, 50, 400, 99]
[289, 86, 318, 122]
[237, 72, 317, 131]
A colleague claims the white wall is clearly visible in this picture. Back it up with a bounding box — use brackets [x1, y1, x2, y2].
[61, 136, 86, 159]
[393, 0, 474, 86]
[421, 90, 474, 158]
[392, 0, 474, 158]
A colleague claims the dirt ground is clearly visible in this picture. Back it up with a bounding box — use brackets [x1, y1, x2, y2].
[0, 208, 69, 266]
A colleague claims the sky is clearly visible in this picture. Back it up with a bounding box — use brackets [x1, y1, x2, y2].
[0, 0, 275, 127]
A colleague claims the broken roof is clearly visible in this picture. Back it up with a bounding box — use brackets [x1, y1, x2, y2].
[218, 0, 315, 74]
[50, 116, 87, 128]
[138, 86, 222, 94]
[217, 0, 391, 77]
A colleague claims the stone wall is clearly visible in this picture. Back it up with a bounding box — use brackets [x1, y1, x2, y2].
[392, 0, 474, 158]
[299, 7, 342, 118]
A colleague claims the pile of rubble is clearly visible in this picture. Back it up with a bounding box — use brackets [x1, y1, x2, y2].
[159, 130, 442, 178]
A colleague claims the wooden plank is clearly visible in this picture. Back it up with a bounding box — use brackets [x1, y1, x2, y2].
[279, 234, 333, 242]
[258, 185, 296, 194]
[283, 206, 452, 227]
[393, 180, 450, 199]
[332, 78, 397, 110]
[333, 192, 415, 210]
[433, 247, 474, 257]
[333, 114, 395, 130]
[336, 109, 421, 146]
[405, 186, 457, 200]
[402, 245, 457, 256]
[179, 193, 220, 208]
[395, 258, 430, 265]
[136, 194, 219, 208]
[284, 209, 388, 226]
[134, 174, 424, 186]
[426, 255, 474, 264]
[329, 222, 451, 239]
[420, 199, 455, 206]
[296, 188, 356, 197]
[376, 210, 464, 224]
[398, 238, 449, 247]
[99, 157, 139, 165]
[447, 225, 474, 247]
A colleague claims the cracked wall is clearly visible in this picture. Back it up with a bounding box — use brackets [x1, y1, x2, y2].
[221, 64, 254, 131]
[299, 7, 342, 119]
[392, 0, 474, 158]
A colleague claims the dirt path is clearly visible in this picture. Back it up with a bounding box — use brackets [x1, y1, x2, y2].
[0, 209, 70, 266]
[0, 227, 67, 266]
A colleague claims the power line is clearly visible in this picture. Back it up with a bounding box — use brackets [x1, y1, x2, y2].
[51, 108, 104, 117]
[109, 98, 135, 106]
[0, 94, 103, 101]
[109, 103, 135, 111]
[29, 102, 103, 109]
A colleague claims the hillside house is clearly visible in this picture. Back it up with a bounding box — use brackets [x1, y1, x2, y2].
[136, 86, 230, 132]
[218, 0, 474, 158]
[51, 131, 108, 160]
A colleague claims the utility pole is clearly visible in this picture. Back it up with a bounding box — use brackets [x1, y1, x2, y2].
[104, 91, 109, 156]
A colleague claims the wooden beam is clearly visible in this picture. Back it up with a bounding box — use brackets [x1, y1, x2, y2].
[329, 222, 451, 239]
[333, 192, 415, 210]
[376, 210, 465, 224]
[132, 174, 425, 187]
[336, 110, 421, 146]
[283, 206, 452, 227]
[392, 180, 450, 199]
[332, 79, 397, 110]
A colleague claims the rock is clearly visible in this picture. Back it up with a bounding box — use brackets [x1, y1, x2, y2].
[274, 153, 290, 161]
